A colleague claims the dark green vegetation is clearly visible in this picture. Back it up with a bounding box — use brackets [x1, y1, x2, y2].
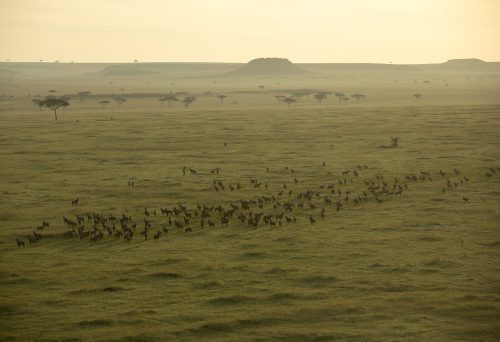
[0, 60, 499, 340]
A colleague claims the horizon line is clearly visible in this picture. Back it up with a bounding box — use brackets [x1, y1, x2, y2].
[0, 58, 497, 65]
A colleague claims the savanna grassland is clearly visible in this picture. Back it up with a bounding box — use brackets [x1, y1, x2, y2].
[1, 61, 500, 341]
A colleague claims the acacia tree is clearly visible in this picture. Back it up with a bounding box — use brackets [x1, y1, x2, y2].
[39, 98, 69, 120]
[113, 97, 127, 107]
[334, 92, 345, 103]
[391, 136, 399, 147]
[99, 100, 110, 109]
[258, 85, 265, 92]
[314, 92, 328, 104]
[182, 96, 196, 108]
[283, 97, 296, 111]
[275, 95, 285, 104]
[350, 94, 366, 103]
[77, 91, 91, 102]
[160, 94, 178, 107]
[413, 94, 422, 101]
[217, 94, 227, 104]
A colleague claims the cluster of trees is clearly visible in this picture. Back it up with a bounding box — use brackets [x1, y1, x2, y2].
[158, 93, 198, 108]
[275, 91, 367, 109]
[77, 91, 128, 109]
[29, 86, 432, 120]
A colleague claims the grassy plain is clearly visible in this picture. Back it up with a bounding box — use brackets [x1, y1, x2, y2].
[0, 63, 500, 341]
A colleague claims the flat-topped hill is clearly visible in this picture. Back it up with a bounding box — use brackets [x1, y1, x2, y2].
[444, 58, 485, 65]
[226, 58, 310, 76]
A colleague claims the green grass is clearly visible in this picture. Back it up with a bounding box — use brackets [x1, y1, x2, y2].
[0, 100, 499, 341]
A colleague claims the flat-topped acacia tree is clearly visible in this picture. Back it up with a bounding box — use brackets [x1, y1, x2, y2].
[113, 97, 127, 107]
[99, 100, 110, 109]
[275, 95, 285, 104]
[283, 97, 296, 111]
[217, 94, 227, 104]
[314, 92, 328, 104]
[77, 91, 91, 102]
[350, 94, 366, 103]
[159, 94, 178, 107]
[334, 92, 345, 103]
[39, 98, 69, 120]
[182, 96, 196, 108]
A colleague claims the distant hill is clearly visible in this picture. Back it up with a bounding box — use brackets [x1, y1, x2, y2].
[225, 58, 309, 76]
[443, 58, 485, 65]
[0, 58, 498, 81]
[420, 58, 500, 72]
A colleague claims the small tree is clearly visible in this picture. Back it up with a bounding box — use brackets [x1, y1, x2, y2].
[258, 85, 265, 92]
[413, 94, 422, 101]
[113, 97, 127, 107]
[77, 91, 91, 102]
[283, 97, 296, 111]
[391, 137, 399, 147]
[99, 100, 110, 109]
[350, 94, 366, 103]
[342, 97, 350, 104]
[159, 93, 178, 107]
[314, 92, 328, 104]
[275, 95, 285, 104]
[39, 98, 69, 120]
[48, 89, 57, 96]
[334, 92, 345, 103]
[217, 94, 227, 104]
[182, 96, 196, 108]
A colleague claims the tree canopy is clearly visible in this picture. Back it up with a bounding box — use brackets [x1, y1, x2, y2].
[77, 91, 91, 102]
[283, 97, 296, 110]
[314, 93, 328, 104]
[217, 94, 227, 104]
[39, 98, 69, 120]
[182, 96, 196, 108]
[113, 97, 127, 106]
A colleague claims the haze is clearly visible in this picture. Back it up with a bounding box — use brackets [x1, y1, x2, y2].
[1, 0, 500, 63]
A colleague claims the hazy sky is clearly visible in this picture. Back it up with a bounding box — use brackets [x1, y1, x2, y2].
[1, 0, 499, 63]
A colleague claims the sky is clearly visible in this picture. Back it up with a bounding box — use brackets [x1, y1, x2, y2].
[1, 0, 499, 64]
